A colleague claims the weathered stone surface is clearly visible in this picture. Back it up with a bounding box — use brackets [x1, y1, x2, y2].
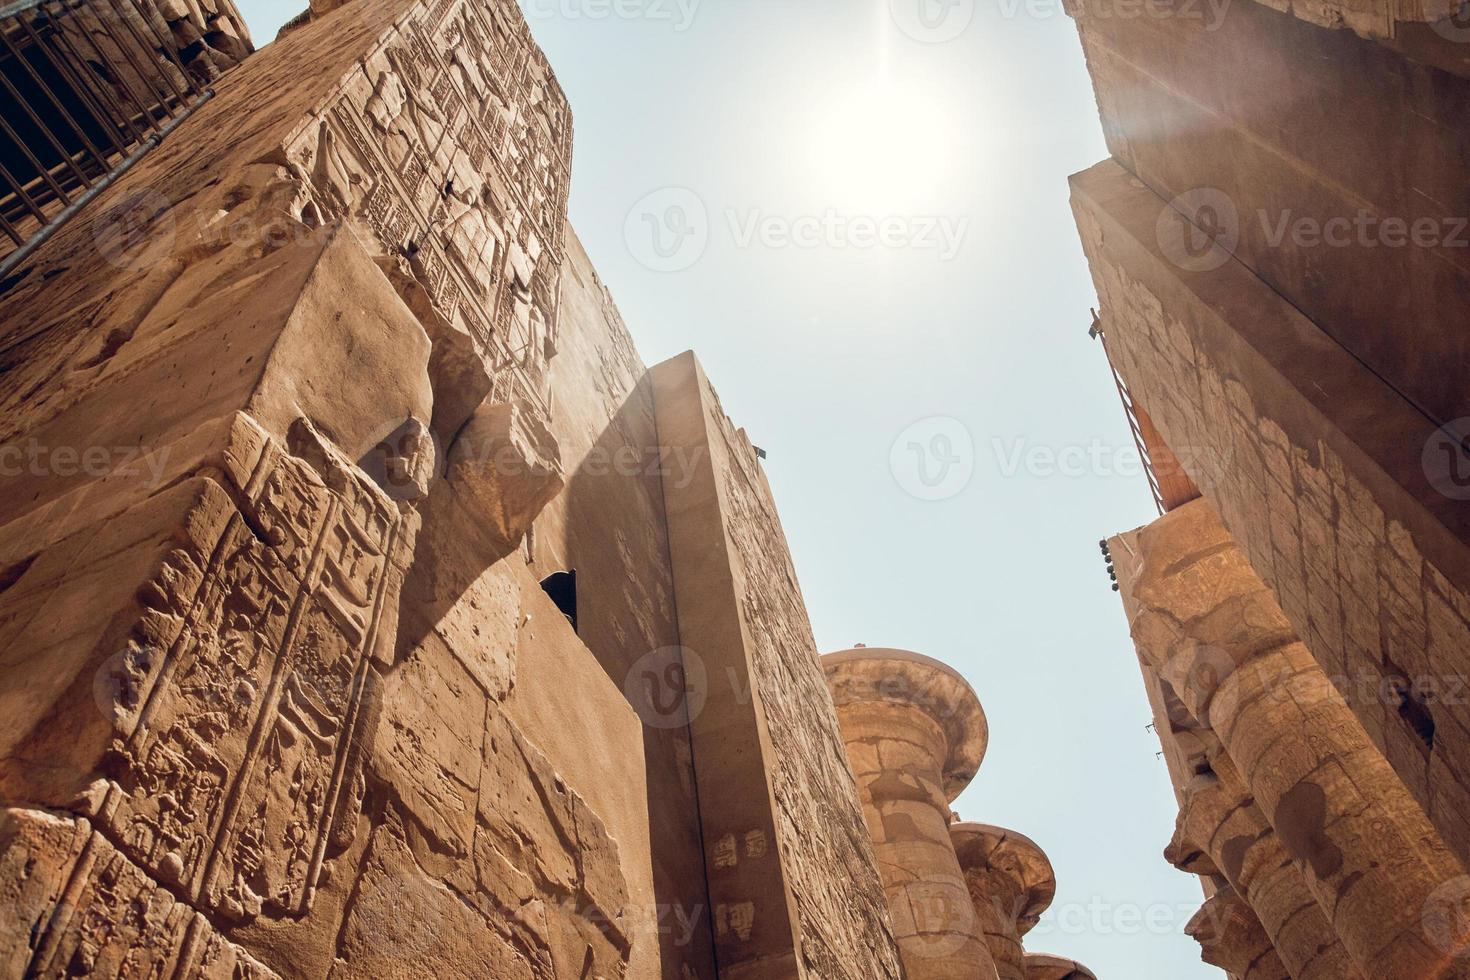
[1074, 157, 1470, 876]
[1022, 952, 1098, 980]
[0, 806, 279, 978]
[0, 0, 996, 976]
[529, 237, 715, 979]
[1164, 770, 1361, 980]
[1126, 498, 1470, 978]
[951, 824, 1056, 980]
[651, 354, 903, 980]
[825, 648, 998, 980]
[0, 1, 655, 977]
[1186, 886, 1290, 980]
[447, 398, 565, 551]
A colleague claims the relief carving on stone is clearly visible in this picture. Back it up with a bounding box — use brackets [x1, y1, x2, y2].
[282, 0, 572, 417]
[93, 415, 416, 926]
[714, 424, 904, 980]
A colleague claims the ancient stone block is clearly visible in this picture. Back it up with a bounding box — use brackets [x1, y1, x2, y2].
[0, 807, 279, 979]
[447, 398, 565, 552]
[650, 352, 903, 980]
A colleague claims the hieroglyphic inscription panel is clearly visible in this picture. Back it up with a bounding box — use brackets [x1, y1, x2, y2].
[283, 0, 572, 413]
[4, 808, 282, 980]
[95, 415, 415, 925]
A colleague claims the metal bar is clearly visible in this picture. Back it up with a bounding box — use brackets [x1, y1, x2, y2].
[0, 86, 212, 284]
[18, 14, 126, 164]
[120, 0, 195, 105]
[0, 157, 50, 224]
[97, 0, 183, 116]
[43, 7, 147, 146]
[0, 206, 24, 246]
[0, 105, 71, 205]
[66, 0, 170, 135]
[1114, 368, 1166, 509]
[0, 33, 94, 189]
[1, 18, 111, 173]
[1095, 321, 1166, 516]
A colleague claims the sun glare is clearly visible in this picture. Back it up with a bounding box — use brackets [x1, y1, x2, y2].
[805, 75, 958, 213]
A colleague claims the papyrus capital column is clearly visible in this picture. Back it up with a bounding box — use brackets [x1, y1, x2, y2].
[1022, 952, 1097, 979]
[951, 823, 1055, 980]
[1166, 767, 1361, 979]
[1129, 498, 1470, 978]
[1186, 885, 1290, 980]
[824, 648, 997, 979]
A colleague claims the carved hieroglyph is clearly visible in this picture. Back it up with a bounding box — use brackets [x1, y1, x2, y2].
[94, 414, 414, 924]
[650, 352, 904, 980]
[0, 807, 280, 979]
[282, 0, 572, 415]
[0, 0, 648, 976]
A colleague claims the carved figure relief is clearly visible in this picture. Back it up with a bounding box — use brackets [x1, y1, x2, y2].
[283, 0, 572, 417]
[95, 418, 414, 925]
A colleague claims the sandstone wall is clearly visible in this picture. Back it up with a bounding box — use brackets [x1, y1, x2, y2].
[650, 354, 904, 980]
[527, 233, 717, 978]
[1072, 0, 1470, 419]
[1072, 158, 1470, 870]
[0, 0, 900, 976]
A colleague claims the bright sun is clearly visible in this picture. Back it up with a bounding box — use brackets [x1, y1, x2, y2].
[805, 75, 958, 213]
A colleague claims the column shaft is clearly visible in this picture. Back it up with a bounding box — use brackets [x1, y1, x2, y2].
[1130, 499, 1470, 979]
[835, 699, 999, 980]
[1169, 771, 1361, 980]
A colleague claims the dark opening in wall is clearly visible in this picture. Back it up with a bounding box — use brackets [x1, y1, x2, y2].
[540, 570, 577, 634]
[1387, 667, 1436, 753]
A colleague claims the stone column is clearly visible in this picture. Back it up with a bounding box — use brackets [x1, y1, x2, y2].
[1166, 766, 1362, 979]
[824, 648, 998, 980]
[1128, 499, 1470, 978]
[1022, 952, 1097, 979]
[1187, 885, 1290, 980]
[950, 823, 1055, 980]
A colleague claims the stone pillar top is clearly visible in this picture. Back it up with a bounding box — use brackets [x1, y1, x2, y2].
[823, 647, 988, 799]
[950, 822, 1057, 932]
[1022, 952, 1098, 979]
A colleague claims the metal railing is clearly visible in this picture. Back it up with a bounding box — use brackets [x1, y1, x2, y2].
[0, 0, 216, 283]
[1091, 309, 1167, 516]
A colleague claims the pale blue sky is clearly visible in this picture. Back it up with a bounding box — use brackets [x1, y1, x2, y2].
[237, 1, 1216, 974]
